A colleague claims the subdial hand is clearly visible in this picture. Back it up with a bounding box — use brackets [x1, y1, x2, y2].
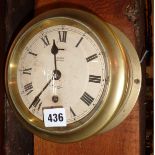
[52, 73, 59, 103]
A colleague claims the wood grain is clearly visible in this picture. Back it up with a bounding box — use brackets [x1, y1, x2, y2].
[34, 104, 140, 155]
[34, 0, 145, 155]
[35, 0, 136, 46]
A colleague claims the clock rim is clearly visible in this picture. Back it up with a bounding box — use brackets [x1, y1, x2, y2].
[5, 8, 141, 143]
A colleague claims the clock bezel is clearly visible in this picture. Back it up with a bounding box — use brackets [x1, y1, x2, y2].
[5, 8, 141, 143]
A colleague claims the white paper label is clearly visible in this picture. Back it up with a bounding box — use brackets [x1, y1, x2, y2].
[43, 108, 67, 127]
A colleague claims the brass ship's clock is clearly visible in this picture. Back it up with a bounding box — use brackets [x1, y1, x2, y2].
[5, 8, 141, 142]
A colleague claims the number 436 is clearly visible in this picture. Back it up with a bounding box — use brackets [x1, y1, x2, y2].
[48, 113, 64, 122]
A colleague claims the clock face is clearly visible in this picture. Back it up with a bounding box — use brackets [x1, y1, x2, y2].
[5, 8, 141, 142]
[16, 24, 108, 125]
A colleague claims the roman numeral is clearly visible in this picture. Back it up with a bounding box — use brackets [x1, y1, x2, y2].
[26, 47, 37, 56]
[58, 31, 67, 42]
[80, 92, 94, 106]
[28, 51, 37, 56]
[24, 82, 33, 95]
[37, 102, 42, 111]
[89, 75, 101, 83]
[23, 68, 32, 75]
[70, 107, 76, 117]
[86, 54, 98, 62]
[41, 35, 50, 46]
[75, 37, 83, 47]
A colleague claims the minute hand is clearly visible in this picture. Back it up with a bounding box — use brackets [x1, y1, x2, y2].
[29, 79, 52, 109]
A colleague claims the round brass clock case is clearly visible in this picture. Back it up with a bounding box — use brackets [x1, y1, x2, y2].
[5, 8, 141, 143]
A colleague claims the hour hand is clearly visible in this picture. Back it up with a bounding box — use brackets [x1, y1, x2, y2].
[51, 40, 58, 55]
[51, 40, 64, 55]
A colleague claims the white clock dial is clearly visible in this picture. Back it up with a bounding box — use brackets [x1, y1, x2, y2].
[17, 24, 108, 124]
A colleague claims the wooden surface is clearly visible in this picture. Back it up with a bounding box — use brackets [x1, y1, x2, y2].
[34, 0, 145, 155]
[34, 104, 140, 155]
